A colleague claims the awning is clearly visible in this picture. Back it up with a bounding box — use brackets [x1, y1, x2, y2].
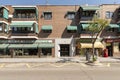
[109, 24, 119, 28]
[67, 26, 77, 30]
[41, 25, 53, 30]
[10, 21, 36, 27]
[0, 44, 9, 49]
[81, 24, 90, 29]
[14, 7, 36, 10]
[10, 36, 38, 39]
[80, 42, 104, 48]
[81, 6, 100, 11]
[8, 44, 38, 49]
[38, 43, 54, 48]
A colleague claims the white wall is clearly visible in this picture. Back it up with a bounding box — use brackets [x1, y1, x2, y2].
[55, 38, 76, 57]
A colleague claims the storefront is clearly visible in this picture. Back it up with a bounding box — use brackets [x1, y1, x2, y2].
[105, 38, 120, 57]
[76, 38, 105, 56]
[0, 39, 55, 58]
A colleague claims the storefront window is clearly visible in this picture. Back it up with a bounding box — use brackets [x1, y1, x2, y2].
[41, 48, 52, 56]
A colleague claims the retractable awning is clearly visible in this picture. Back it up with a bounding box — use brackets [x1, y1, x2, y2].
[41, 25, 53, 30]
[10, 21, 36, 27]
[38, 43, 54, 48]
[109, 24, 119, 28]
[81, 6, 100, 11]
[81, 24, 90, 29]
[8, 44, 38, 49]
[0, 44, 9, 49]
[80, 42, 104, 48]
[67, 26, 77, 30]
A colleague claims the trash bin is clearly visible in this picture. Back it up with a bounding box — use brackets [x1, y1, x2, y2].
[86, 51, 91, 61]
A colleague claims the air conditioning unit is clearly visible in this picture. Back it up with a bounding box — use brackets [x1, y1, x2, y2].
[8, 14, 13, 18]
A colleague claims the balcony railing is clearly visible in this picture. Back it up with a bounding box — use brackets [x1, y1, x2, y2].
[10, 32, 37, 36]
[80, 17, 93, 21]
[12, 18, 37, 21]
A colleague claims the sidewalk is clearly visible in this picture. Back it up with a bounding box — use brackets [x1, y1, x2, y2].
[0, 57, 120, 63]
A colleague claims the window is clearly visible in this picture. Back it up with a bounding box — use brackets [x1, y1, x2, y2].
[107, 28, 118, 32]
[0, 26, 2, 32]
[67, 30, 76, 33]
[0, 24, 3, 32]
[13, 9, 36, 18]
[43, 12, 52, 20]
[82, 11, 95, 17]
[106, 11, 113, 19]
[0, 9, 3, 18]
[43, 30, 52, 33]
[12, 27, 34, 33]
[67, 12, 75, 20]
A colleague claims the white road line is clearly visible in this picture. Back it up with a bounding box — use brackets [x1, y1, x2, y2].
[107, 63, 110, 67]
[0, 64, 5, 68]
[49, 63, 71, 68]
[26, 64, 31, 68]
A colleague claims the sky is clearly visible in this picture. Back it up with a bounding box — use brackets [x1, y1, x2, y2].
[0, 0, 120, 5]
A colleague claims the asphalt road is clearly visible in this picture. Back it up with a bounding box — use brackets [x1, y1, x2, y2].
[0, 63, 120, 80]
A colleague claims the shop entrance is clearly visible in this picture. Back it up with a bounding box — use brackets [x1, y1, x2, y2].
[106, 44, 113, 56]
[60, 44, 70, 57]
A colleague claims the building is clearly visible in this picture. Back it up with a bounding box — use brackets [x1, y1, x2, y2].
[0, 4, 120, 58]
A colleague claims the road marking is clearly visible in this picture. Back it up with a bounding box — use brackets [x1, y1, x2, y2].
[49, 63, 71, 68]
[26, 64, 31, 68]
[30, 63, 46, 68]
[107, 63, 110, 67]
[80, 63, 87, 67]
[0, 64, 5, 68]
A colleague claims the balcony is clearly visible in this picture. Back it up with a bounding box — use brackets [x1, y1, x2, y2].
[12, 7, 38, 21]
[0, 6, 9, 21]
[12, 18, 36, 21]
[80, 16, 93, 21]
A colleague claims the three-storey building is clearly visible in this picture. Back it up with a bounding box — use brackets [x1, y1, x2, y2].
[0, 4, 120, 58]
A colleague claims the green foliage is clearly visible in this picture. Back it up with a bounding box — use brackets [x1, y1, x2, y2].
[85, 15, 109, 34]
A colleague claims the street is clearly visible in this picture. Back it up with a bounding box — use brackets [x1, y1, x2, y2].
[0, 62, 120, 80]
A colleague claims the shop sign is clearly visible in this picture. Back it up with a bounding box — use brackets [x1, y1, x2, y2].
[105, 39, 120, 42]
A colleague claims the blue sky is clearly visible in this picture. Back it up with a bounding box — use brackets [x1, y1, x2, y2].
[0, 0, 120, 5]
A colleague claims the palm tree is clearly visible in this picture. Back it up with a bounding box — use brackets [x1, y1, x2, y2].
[86, 15, 109, 62]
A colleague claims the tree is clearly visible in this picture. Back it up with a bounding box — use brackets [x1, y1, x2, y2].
[86, 15, 109, 62]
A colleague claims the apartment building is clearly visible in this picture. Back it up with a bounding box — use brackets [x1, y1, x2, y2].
[0, 4, 120, 58]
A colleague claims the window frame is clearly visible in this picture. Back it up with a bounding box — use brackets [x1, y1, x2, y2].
[105, 11, 113, 19]
[43, 12, 52, 20]
[67, 12, 75, 20]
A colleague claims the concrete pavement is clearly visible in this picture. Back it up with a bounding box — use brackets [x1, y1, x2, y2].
[0, 57, 120, 63]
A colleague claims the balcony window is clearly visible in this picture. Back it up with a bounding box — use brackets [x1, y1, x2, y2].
[12, 27, 34, 33]
[106, 11, 113, 19]
[43, 12, 52, 20]
[67, 12, 75, 20]
[14, 9, 36, 18]
[82, 11, 95, 17]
